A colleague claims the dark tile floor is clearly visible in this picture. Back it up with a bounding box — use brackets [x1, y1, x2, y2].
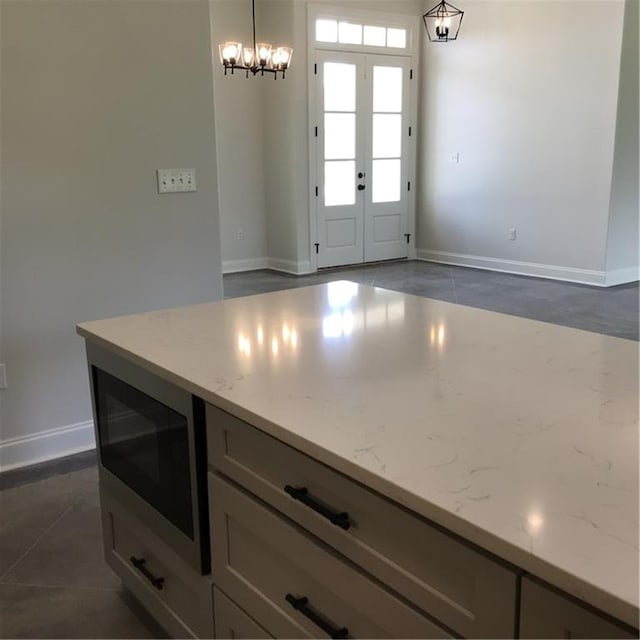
[1, 261, 637, 639]
[0, 454, 166, 639]
[224, 261, 639, 341]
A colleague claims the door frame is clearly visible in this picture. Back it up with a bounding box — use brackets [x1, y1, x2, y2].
[307, 4, 420, 271]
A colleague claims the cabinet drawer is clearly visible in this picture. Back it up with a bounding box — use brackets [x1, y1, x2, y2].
[102, 490, 213, 639]
[519, 577, 638, 639]
[214, 587, 273, 639]
[209, 473, 452, 639]
[207, 404, 517, 638]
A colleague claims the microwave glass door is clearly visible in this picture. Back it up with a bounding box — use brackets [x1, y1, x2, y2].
[93, 368, 194, 539]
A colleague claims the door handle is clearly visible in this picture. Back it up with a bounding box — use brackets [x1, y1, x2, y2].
[357, 184, 365, 191]
[285, 594, 349, 639]
[130, 556, 165, 590]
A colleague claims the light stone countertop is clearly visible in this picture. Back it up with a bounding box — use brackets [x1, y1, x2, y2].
[77, 282, 639, 628]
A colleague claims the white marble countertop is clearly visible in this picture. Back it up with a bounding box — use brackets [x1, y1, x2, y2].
[77, 282, 639, 628]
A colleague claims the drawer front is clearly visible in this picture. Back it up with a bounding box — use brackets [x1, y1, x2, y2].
[207, 403, 518, 638]
[214, 587, 273, 639]
[209, 473, 452, 640]
[102, 491, 214, 639]
[519, 577, 638, 639]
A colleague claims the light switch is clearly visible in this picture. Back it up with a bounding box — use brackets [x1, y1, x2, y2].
[157, 169, 197, 194]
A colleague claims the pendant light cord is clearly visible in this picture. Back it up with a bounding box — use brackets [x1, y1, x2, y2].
[252, 0, 257, 52]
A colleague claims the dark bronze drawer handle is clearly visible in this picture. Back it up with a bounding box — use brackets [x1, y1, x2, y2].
[285, 593, 349, 639]
[284, 485, 351, 530]
[130, 556, 165, 590]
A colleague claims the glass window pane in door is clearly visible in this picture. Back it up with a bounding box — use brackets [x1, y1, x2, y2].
[325, 161, 356, 206]
[325, 113, 355, 160]
[372, 159, 401, 203]
[372, 66, 403, 113]
[338, 22, 363, 45]
[387, 28, 407, 48]
[363, 25, 386, 46]
[324, 63, 356, 112]
[316, 19, 338, 43]
[372, 114, 402, 158]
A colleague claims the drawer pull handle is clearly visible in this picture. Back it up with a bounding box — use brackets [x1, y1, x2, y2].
[284, 485, 351, 530]
[285, 593, 349, 639]
[130, 556, 165, 590]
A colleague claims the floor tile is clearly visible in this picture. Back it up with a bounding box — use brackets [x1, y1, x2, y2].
[0, 467, 100, 579]
[2, 500, 119, 590]
[0, 584, 163, 639]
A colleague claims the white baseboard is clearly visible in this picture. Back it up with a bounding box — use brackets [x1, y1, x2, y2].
[267, 258, 314, 275]
[222, 257, 270, 274]
[0, 420, 96, 472]
[416, 249, 608, 287]
[223, 257, 314, 276]
[605, 266, 640, 286]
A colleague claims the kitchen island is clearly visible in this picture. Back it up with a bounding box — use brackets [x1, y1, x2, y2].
[77, 282, 639, 638]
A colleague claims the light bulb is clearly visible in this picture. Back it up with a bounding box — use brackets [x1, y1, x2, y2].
[242, 47, 254, 67]
[219, 41, 242, 65]
[256, 42, 272, 66]
[273, 47, 292, 70]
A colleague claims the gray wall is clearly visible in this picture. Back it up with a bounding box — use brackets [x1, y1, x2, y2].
[210, 0, 269, 271]
[0, 0, 223, 464]
[606, 0, 640, 278]
[416, 0, 625, 282]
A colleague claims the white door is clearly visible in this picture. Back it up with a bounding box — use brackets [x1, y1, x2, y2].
[315, 51, 411, 268]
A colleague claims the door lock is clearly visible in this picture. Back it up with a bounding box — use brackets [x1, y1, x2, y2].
[357, 184, 366, 191]
[358, 172, 366, 179]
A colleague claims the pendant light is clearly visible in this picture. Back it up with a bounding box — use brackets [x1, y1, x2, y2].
[218, 0, 293, 78]
[423, 0, 464, 42]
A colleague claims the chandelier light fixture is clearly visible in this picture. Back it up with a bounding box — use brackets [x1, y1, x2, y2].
[423, 0, 464, 42]
[218, 0, 293, 79]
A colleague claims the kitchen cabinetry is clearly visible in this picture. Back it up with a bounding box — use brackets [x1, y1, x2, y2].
[213, 588, 272, 640]
[519, 577, 638, 640]
[78, 283, 639, 639]
[100, 490, 213, 639]
[207, 403, 518, 638]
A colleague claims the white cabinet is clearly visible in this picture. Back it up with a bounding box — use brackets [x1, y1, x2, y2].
[214, 587, 272, 639]
[101, 490, 214, 639]
[207, 403, 518, 638]
[209, 473, 452, 639]
[519, 577, 637, 639]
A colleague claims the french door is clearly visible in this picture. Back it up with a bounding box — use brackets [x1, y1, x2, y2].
[315, 51, 411, 268]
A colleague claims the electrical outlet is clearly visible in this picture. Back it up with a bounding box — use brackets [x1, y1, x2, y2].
[0, 364, 7, 389]
[509, 228, 517, 241]
[157, 169, 197, 194]
[236, 229, 244, 240]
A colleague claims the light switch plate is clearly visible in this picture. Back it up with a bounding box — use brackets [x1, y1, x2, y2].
[157, 168, 197, 194]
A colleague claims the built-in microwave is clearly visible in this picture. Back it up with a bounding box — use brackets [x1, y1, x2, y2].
[86, 343, 210, 575]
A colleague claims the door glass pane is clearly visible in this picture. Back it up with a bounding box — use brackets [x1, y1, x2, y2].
[324, 63, 356, 112]
[372, 159, 401, 203]
[364, 25, 386, 46]
[316, 19, 338, 43]
[325, 113, 355, 160]
[372, 114, 402, 158]
[373, 66, 402, 113]
[325, 160, 356, 206]
[338, 22, 363, 45]
[387, 28, 407, 48]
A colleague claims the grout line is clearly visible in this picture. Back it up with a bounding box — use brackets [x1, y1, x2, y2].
[0, 581, 119, 592]
[450, 268, 459, 303]
[0, 503, 75, 583]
